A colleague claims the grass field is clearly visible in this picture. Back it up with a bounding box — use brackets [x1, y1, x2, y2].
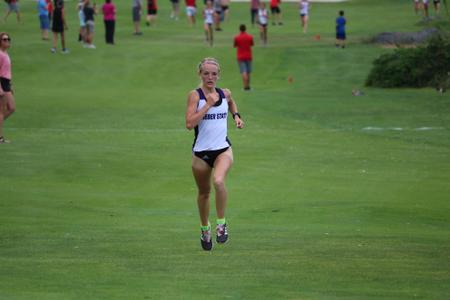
[1, 0, 449, 299]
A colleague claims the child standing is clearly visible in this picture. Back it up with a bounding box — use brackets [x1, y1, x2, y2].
[335, 10, 346, 48]
[0, 32, 16, 144]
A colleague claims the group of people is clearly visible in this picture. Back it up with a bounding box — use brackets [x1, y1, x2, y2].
[77, 0, 117, 48]
[2, 0, 348, 51]
[414, 0, 443, 19]
[35, 0, 117, 53]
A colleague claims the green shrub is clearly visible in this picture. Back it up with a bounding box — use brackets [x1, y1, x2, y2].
[366, 35, 450, 90]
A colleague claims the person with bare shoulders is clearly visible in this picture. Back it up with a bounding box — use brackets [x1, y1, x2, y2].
[185, 57, 244, 251]
[299, 0, 310, 33]
[203, 1, 214, 46]
[0, 32, 16, 144]
[258, 2, 268, 46]
[3, 0, 21, 23]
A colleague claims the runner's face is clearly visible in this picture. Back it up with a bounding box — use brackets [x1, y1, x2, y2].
[200, 63, 219, 89]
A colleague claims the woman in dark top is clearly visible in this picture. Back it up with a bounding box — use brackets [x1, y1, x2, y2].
[51, 0, 69, 53]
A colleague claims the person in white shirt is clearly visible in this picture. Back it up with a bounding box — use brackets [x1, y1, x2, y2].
[258, 2, 268, 45]
[203, 1, 214, 46]
[299, 0, 310, 33]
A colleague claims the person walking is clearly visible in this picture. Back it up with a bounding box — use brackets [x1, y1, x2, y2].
[234, 24, 254, 90]
[422, 0, 430, 19]
[185, 57, 244, 251]
[299, 0, 310, 33]
[185, 0, 196, 26]
[170, 0, 180, 20]
[203, 1, 214, 46]
[432, 0, 441, 15]
[250, 0, 259, 27]
[3, 0, 21, 23]
[220, 0, 230, 22]
[77, 0, 86, 43]
[51, 0, 69, 54]
[0, 32, 16, 144]
[258, 2, 268, 46]
[335, 10, 346, 48]
[213, 0, 222, 31]
[102, 0, 116, 44]
[145, 0, 157, 26]
[413, 0, 420, 14]
[270, 0, 282, 25]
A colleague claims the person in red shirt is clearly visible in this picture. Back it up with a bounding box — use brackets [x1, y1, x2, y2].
[233, 24, 254, 91]
[146, 0, 157, 26]
[270, 0, 283, 25]
[47, 0, 53, 22]
[185, 0, 196, 26]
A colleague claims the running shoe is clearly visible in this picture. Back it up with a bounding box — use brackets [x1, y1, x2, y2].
[216, 223, 228, 244]
[200, 228, 212, 251]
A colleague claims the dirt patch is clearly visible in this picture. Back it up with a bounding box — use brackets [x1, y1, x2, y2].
[370, 28, 439, 46]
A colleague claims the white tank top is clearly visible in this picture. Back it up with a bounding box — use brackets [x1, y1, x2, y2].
[300, 1, 309, 15]
[258, 8, 268, 25]
[204, 8, 214, 24]
[192, 88, 231, 152]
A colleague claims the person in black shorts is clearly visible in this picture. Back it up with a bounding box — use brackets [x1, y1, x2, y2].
[51, 0, 69, 53]
[145, 0, 157, 26]
[270, 0, 283, 25]
[0, 32, 16, 144]
[432, 0, 441, 15]
[185, 57, 244, 251]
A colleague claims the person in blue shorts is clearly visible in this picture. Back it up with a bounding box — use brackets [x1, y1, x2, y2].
[335, 10, 346, 48]
[37, 0, 50, 40]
